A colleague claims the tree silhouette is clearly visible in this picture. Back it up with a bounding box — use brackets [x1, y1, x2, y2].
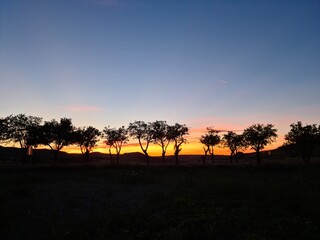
[0, 117, 7, 143]
[41, 118, 75, 164]
[200, 127, 220, 165]
[284, 121, 320, 164]
[223, 131, 245, 164]
[243, 124, 277, 165]
[167, 123, 189, 165]
[150, 120, 170, 163]
[103, 126, 128, 164]
[128, 121, 153, 165]
[3, 114, 42, 163]
[75, 126, 101, 163]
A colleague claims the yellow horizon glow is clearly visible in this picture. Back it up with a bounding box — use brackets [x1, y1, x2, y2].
[63, 139, 283, 156]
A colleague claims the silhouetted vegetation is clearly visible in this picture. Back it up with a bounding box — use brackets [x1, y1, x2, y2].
[222, 131, 246, 164]
[243, 124, 278, 165]
[128, 121, 154, 165]
[103, 126, 128, 164]
[150, 120, 170, 163]
[75, 126, 101, 163]
[200, 127, 220, 165]
[167, 123, 189, 165]
[284, 121, 320, 164]
[2, 114, 320, 166]
[41, 118, 75, 164]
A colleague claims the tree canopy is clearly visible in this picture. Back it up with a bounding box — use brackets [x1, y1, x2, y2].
[200, 127, 220, 165]
[167, 123, 189, 165]
[103, 126, 128, 164]
[128, 121, 153, 165]
[284, 121, 320, 164]
[243, 124, 277, 165]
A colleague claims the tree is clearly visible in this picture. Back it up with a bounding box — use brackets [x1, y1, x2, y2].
[41, 118, 75, 164]
[0, 117, 7, 143]
[200, 127, 220, 165]
[103, 126, 128, 164]
[223, 131, 245, 164]
[151, 120, 170, 163]
[167, 123, 189, 165]
[75, 126, 101, 163]
[284, 121, 320, 164]
[128, 121, 153, 165]
[243, 124, 277, 165]
[3, 114, 42, 163]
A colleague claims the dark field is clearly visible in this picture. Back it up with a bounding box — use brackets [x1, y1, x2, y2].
[0, 165, 320, 240]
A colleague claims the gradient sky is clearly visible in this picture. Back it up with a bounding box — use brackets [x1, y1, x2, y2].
[1, 0, 319, 155]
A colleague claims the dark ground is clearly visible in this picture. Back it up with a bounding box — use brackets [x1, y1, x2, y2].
[0, 164, 319, 240]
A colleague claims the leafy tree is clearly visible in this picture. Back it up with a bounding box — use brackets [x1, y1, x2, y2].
[200, 127, 221, 165]
[128, 121, 153, 165]
[3, 114, 42, 163]
[103, 126, 128, 164]
[41, 118, 75, 164]
[0, 117, 7, 143]
[167, 123, 189, 165]
[75, 126, 101, 163]
[284, 121, 320, 164]
[223, 131, 245, 164]
[151, 120, 170, 163]
[243, 124, 277, 165]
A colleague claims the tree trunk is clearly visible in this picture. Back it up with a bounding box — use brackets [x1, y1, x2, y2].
[256, 150, 261, 166]
[116, 152, 120, 164]
[85, 150, 90, 165]
[162, 151, 166, 163]
[203, 153, 207, 166]
[230, 154, 233, 165]
[53, 150, 59, 165]
[143, 151, 150, 165]
[175, 153, 179, 165]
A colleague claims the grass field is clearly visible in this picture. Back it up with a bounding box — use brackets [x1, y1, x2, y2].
[0, 164, 319, 240]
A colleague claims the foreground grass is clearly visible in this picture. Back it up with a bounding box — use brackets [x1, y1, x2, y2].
[0, 165, 319, 240]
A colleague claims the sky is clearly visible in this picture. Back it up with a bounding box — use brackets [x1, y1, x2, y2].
[1, 0, 319, 155]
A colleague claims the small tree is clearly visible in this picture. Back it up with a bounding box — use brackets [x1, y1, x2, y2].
[128, 121, 153, 165]
[103, 126, 128, 164]
[284, 121, 320, 164]
[200, 127, 220, 165]
[3, 114, 42, 163]
[0, 117, 7, 144]
[151, 120, 170, 163]
[243, 124, 277, 165]
[41, 118, 75, 164]
[223, 131, 245, 164]
[75, 126, 101, 163]
[167, 123, 189, 165]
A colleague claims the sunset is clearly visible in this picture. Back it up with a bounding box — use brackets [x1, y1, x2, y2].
[0, 0, 319, 239]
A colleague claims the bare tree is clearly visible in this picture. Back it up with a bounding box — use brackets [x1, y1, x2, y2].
[243, 124, 277, 165]
[151, 120, 170, 163]
[200, 127, 220, 165]
[284, 121, 320, 164]
[128, 121, 153, 165]
[103, 126, 128, 164]
[167, 123, 189, 165]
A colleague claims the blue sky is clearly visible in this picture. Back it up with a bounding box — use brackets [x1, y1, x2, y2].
[1, 0, 319, 151]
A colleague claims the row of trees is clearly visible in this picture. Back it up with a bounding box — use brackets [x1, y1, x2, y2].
[1, 114, 319, 165]
[200, 124, 278, 165]
[0, 115, 189, 165]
